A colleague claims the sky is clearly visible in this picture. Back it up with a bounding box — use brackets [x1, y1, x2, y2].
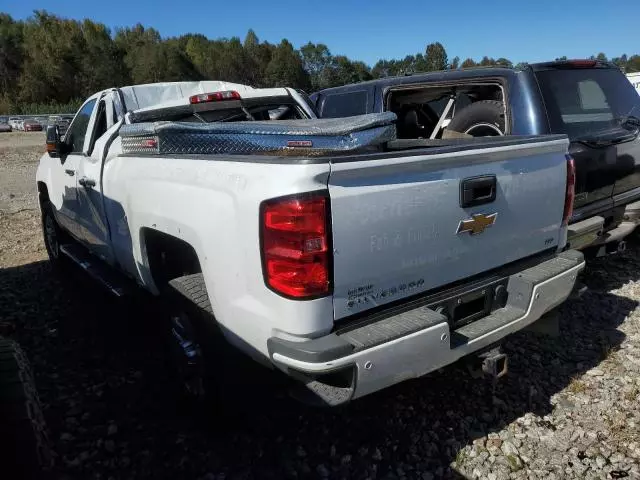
[2, 0, 639, 66]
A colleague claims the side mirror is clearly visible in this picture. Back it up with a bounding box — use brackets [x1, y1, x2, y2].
[46, 125, 62, 157]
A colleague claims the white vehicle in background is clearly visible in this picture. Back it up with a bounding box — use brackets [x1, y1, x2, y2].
[626, 72, 640, 95]
[8, 117, 21, 130]
[36, 80, 583, 410]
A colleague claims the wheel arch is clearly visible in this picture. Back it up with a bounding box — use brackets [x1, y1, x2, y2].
[140, 227, 204, 292]
[37, 181, 49, 205]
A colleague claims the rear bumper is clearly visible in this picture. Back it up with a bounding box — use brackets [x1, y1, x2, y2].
[268, 250, 584, 405]
[568, 199, 640, 250]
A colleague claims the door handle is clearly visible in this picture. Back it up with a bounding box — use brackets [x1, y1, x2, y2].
[78, 177, 96, 188]
[65, 169, 75, 176]
[460, 175, 497, 207]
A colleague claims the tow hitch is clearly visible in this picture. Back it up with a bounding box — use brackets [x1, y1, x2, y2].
[479, 348, 508, 379]
[467, 346, 508, 380]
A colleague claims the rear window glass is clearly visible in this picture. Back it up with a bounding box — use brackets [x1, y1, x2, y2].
[535, 68, 640, 138]
[176, 103, 305, 123]
[320, 91, 368, 118]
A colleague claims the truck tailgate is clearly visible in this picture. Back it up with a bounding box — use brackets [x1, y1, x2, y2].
[328, 136, 569, 320]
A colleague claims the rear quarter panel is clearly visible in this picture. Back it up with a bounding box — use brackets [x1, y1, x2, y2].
[102, 145, 334, 360]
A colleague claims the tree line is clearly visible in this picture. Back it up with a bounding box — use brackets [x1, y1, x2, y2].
[2, 11, 639, 114]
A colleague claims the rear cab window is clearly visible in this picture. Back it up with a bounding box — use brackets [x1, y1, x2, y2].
[160, 101, 307, 123]
[534, 66, 640, 139]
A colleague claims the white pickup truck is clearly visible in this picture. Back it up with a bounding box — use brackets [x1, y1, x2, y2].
[36, 81, 584, 407]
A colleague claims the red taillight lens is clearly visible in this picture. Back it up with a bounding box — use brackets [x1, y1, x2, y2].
[189, 90, 241, 104]
[567, 59, 597, 68]
[261, 195, 331, 299]
[563, 155, 576, 225]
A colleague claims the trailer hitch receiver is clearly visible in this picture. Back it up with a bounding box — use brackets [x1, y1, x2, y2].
[480, 349, 508, 379]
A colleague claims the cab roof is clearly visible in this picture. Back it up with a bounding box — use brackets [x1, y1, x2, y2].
[117, 81, 290, 112]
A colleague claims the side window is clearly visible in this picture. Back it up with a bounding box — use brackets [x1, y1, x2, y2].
[88, 101, 108, 155]
[321, 90, 368, 118]
[65, 99, 96, 153]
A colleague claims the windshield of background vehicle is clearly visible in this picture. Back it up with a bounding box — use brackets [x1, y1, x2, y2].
[534, 68, 640, 139]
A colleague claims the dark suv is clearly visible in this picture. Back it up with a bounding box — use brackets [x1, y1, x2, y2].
[312, 60, 640, 254]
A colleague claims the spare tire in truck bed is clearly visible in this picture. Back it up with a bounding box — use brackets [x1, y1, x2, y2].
[0, 337, 52, 479]
[447, 100, 505, 136]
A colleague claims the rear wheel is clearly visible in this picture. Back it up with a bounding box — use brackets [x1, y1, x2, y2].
[0, 338, 52, 479]
[164, 274, 284, 420]
[164, 274, 230, 409]
[448, 100, 506, 136]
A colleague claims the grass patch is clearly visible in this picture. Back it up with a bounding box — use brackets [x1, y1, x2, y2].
[624, 385, 639, 402]
[454, 449, 468, 465]
[568, 376, 587, 394]
[506, 454, 523, 471]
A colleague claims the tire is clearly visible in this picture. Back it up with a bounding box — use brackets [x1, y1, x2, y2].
[164, 274, 288, 421]
[0, 338, 52, 479]
[41, 201, 68, 269]
[164, 274, 244, 414]
[448, 100, 505, 136]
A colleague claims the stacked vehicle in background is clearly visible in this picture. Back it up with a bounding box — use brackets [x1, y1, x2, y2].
[627, 72, 640, 95]
[313, 60, 640, 255]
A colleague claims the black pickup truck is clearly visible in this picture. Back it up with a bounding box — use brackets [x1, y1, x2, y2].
[312, 60, 640, 254]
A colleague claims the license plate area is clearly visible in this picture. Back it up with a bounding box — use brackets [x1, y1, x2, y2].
[453, 292, 488, 326]
[431, 277, 509, 329]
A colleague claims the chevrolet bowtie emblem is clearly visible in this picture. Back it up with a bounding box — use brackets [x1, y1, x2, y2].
[456, 213, 498, 235]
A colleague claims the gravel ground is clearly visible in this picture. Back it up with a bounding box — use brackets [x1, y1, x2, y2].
[0, 132, 44, 214]
[0, 133, 639, 479]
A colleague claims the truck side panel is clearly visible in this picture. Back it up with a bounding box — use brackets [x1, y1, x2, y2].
[101, 145, 335, 360]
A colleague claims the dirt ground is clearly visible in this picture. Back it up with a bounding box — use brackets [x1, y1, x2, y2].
[0, 132, 639, 480]
[0, 132, 47, 267]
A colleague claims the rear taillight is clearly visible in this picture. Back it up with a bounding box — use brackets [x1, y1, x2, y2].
[189, 91, 241, 104]
[261, 194, 331, 299]
[563, 155, 576, 225]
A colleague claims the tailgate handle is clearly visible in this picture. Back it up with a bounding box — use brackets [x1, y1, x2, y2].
[460, 175, 497, 207]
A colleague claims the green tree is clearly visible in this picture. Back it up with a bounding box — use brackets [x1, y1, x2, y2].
[300, 42, 333, 90]
[612, 54, 628, 69]
[479, 56, 494, 67]
[243, 29, 271, 86]
[626, 55, 640, 72]
[461, 58, 476, 68]
[0, 14, 24, 98]
[325, 56, 371, 87]
[80, 20, 128, 94]
[19, 11, 85, 103]
[448, 56, 460, 69]
[265, 39, 310, 89]
[372, 59, 396, 78]
[494, 57, 513, 68]
[182, 33, 210, 75]
[424, 42, 448, 71]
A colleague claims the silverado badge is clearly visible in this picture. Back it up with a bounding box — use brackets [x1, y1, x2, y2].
[456, 213, 498, 235]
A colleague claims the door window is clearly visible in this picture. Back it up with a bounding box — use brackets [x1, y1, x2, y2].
[65, 99, 96, 153]
[88, 101, 108, 155]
